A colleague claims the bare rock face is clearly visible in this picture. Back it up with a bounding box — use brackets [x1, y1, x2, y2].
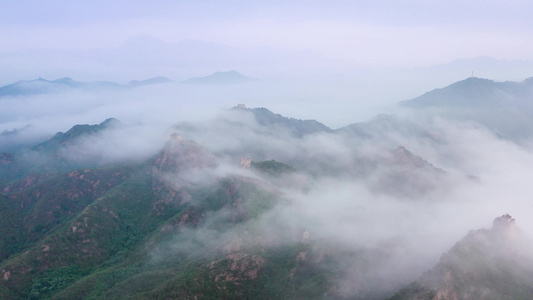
[392, 146, 444, 173]
[390, 214, 533, 300]
[393, 146, 428, 169]
[492, 213, 515, 232]
[153, 136, 215, 175]
[2, 173, 49, 194]
[151, 135, 217, 212]
[0, 153, 14, 165]
[212, 253, 266, 283]
[368, 146, 446, 197]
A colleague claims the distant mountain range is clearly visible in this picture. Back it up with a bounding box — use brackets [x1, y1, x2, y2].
[182, 70, 256, 85]
[0, 76, 173, 97]
[0, 71, 258, 97]
[401, 76, 533, 109]
[400, 76, 533, 141]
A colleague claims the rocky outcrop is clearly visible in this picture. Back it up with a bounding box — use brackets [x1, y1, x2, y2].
[212, 253, 266, 284]
[151, 135, 216, 213]
[2, 173, 49, 194]
[0, 153, 14, 165]
[393, 146, 439, 171]
[390, 214, 533, 300]
[152, 136, 215, 175]
[366, 146, 446, 197]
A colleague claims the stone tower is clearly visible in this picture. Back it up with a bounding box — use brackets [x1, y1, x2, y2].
[240, 157, 251, 168]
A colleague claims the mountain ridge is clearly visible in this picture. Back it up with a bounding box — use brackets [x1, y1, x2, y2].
[0, 76, 173, 98]
[2, 73, 533, 298]
[399, 76, 533, 140]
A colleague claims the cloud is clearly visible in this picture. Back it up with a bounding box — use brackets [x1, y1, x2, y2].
[148, 108, 533, 296]
[3, 69, 533, 298]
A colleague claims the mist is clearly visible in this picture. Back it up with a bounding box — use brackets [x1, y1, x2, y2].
[0, 78, 400, 152]
[124, 100, 533, 297]
[2, 1, 533, 298]
[3, 73, 533, 297]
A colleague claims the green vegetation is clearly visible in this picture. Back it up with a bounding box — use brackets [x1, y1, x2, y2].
[0, 147, 342, 300]
[250, 107, 333, 137]
[0, 147, 308, 299]
[33, 118, 118, 154]
[251, 160, 296, 177]
[0, 195, 25, 260]
[0, 166, 135, 262]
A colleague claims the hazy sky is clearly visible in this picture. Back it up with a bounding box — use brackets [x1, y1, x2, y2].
[1, 0, 532, 67]
[1, 1, 533, 126]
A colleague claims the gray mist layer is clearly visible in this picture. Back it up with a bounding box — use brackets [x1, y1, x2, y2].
[3, 76, 533, 298]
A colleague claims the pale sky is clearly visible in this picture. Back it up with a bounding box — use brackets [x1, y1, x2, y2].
[1, 0, 532, 66]
[1, 0, 533, 125]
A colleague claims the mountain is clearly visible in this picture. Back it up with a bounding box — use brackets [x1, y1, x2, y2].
[2, 73, 533, 298]
[0, 78, 118, 97]
[0, 107, 454, 299]
[171, 106, 443, 192]
[0, 77, 172, 98]
[0, 125, 42, 153]
[251, 159, 297, 177]
[421, 56, 533, 83]
[337, 114, 442, 144]
[367, 146, 446, 196]
[0, 78, 77, 97]
[0, 121, 308, 299]
[400, 77, 533, 140]
[183, 71, 256, 85]
[33, 118, 120, 154]
[128, 76, 173, 87]
[0, 118, 121, 187]
[401, 77, 533, 109]
[246, 106, 334, 137]
[5, 71, 533, 298]
[390, 214, 533, 300]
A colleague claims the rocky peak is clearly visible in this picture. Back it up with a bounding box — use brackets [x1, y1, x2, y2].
[393, 146, 425, 167]
[0, 153, 14, 165]
[153, 134, 215, 174]
[389, 214, 533, 300]
[392, 146, 444, 175]
[492, 213, 515, 232]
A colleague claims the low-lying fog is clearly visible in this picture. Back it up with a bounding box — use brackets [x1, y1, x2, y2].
[3, 77, 533, 295]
